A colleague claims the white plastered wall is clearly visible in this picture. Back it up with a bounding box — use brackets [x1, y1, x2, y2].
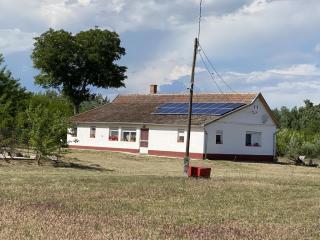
[67, 123, 141, 150]
[68, 123, 205, 154]
[148, 126, 205, 154]
[204, 98, 277, 156]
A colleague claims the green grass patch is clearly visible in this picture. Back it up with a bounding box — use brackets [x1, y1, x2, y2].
[0, 150, 319, 239]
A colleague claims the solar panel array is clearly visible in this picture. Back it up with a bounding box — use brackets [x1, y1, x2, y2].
[153, 102, 245, 116]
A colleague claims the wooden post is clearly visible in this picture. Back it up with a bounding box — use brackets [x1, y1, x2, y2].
[184, 37, 199, 174]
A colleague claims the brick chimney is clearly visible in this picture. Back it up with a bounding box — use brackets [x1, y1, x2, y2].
[150, 84, 158, 94]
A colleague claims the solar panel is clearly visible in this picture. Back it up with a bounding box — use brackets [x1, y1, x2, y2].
[153, 102, 245, 116]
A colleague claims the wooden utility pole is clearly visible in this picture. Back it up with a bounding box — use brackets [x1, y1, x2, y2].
[184, 37, 199, 174]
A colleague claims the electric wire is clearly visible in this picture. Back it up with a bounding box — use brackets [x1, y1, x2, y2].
[197, 0, 203, 42]
[198, 44, 237, 93]
[196, 0, 237, 94]
[198, 51, 223, 94]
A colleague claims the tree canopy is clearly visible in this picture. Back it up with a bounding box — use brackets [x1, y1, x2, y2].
[25, 93, 73, 164]
[274, 100, 320, 160]
[0, 53, 30, 157]
[273, 100, 320, 136]
[79, 94, 109, 113]
[32, 28, 127, 114]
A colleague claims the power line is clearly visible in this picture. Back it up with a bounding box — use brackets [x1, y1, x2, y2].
[197, 0, 203, 42]
[199, 51, 223, 93]
[198, 43, 237, 93]
[195, 0, 237, 94]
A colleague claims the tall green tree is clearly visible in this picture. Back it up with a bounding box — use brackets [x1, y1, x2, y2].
[0, 53, 30, 158]
[32, 28, 127, 115]
[80, 94, 109, 113]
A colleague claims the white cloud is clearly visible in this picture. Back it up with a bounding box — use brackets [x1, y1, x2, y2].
[209, 64, 320, 107]
[77, 0, 91, 7]
[269, 64, 320, 76]
[219, 64, 320, 85]
[1, 0, 320, 108]
[39, 1, 74, 28]
[169, 65, 205, 81]
[261, 81, 320, 108]
[125, 62, 205, 93]
[240, 0, 268, 14]
[0, 29, 36, 54]
[195, 0, 320, 62]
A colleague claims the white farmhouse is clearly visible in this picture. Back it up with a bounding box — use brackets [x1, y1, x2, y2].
[68, 85, 278, 162]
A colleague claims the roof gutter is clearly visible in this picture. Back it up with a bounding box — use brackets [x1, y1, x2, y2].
[73, 121, 204, 128]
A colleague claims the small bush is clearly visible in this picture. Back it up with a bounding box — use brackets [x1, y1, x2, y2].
[277, 129, 320, 160]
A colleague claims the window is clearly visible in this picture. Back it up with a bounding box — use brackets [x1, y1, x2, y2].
[121, 129, 137, 142]
[252, 104, 259, 114]
[109, 128, 119, 141]
[246, 132, 261, 147]
[216, 130, 223, 144]
[177, 129, 185, 143]
[70, 127, 77, 137]
[90, 127, 96, 138]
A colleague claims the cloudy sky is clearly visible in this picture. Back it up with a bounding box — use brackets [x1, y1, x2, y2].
[1, 0, 320, 108]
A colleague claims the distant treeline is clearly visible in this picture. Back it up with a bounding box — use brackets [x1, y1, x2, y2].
[273, 100, 320, 159]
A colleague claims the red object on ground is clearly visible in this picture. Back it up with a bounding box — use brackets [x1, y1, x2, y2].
[188, 166, 211, 178]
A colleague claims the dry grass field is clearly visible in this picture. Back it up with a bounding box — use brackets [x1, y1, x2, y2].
[0, 150, 320, 239]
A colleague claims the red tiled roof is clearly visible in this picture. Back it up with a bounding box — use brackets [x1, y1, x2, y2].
[113, 93, 256, 104]
[71, 93, 258, 126]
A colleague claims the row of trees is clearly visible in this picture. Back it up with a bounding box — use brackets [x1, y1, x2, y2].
[1, 27, 126, 164]
[0, 55, 110, 164]
[0, 54, 72, 164]
[274, 100, 320, 162]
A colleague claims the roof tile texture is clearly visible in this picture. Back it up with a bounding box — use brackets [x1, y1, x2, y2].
[72, 93, 257, 126]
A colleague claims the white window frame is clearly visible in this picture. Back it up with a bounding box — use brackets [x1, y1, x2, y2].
[216, 130, 223, 144]
[177, 129, 185, 143]
[121, 128, 137, 142]
[109, 128, 119, 141]
[246, 131, 262, 147]
[70, 127, 77, 137]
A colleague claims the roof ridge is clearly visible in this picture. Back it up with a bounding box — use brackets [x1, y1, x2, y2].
[117, 92, 258, 96]
[71, 102, 111, 119]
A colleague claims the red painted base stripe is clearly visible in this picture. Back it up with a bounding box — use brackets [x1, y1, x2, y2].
[68, 145, 139, 154]
[68, 146, 274, 162]
[205, 154, 274, 162]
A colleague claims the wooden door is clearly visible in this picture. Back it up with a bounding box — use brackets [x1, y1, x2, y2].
[140, 129, 149, 148]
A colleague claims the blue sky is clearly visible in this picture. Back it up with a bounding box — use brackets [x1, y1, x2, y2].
[1, 0, 320, 108]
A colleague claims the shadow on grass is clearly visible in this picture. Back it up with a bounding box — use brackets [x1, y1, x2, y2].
[232, 160, 319, 168]
[53, 160, 114, 172]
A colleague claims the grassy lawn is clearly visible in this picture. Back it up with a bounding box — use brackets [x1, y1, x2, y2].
[0, 150, 320, 239]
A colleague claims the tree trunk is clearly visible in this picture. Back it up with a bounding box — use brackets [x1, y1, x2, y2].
[36, 154, 41, 166]
[73, 104, 80, 115]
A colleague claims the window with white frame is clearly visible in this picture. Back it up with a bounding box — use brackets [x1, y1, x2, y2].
[109, 128, 119, 141]
[216, 130, 223, 144]
[90, 127, 96, 138]
[245, 131, 261, 147]
[177, 129, 185, 143]
[121, 129, 137, 142]
[70, 127, 77, 137]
